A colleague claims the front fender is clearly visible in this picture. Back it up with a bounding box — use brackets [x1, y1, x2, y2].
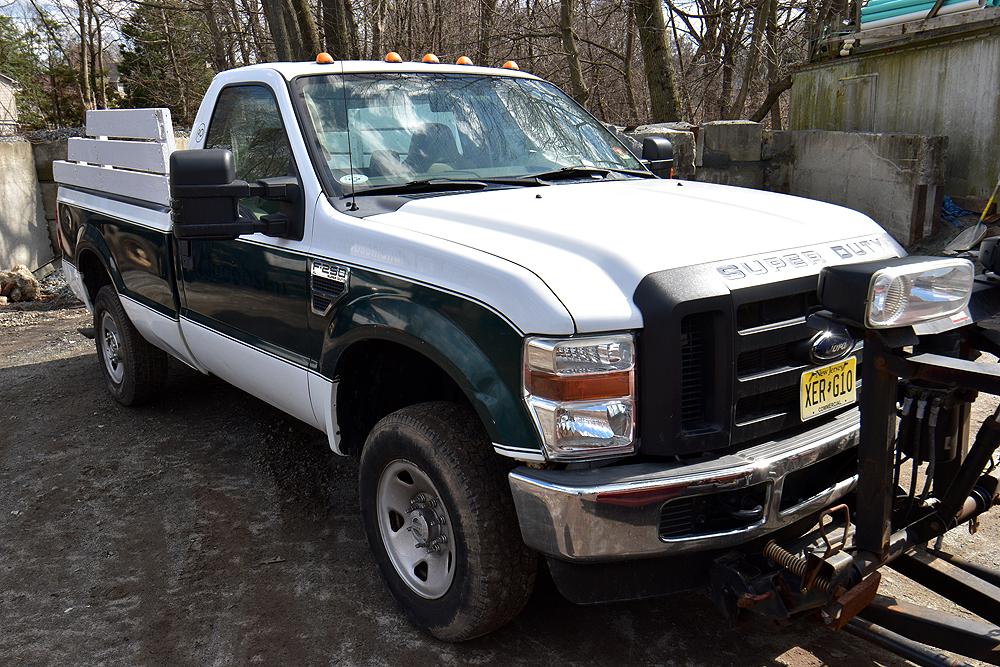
[320, 285, 540, 451]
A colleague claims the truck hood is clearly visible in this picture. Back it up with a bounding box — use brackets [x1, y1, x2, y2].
[367, 178, 901, 332]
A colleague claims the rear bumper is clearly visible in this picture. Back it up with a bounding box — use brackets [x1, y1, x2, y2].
[508, 409, 859, 562]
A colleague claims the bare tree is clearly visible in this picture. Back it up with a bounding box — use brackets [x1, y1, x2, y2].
[632, 0, 680, 121]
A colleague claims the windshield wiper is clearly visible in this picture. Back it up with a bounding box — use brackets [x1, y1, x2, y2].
[521, 166, 655, 181]
[352, 178, 492, 197]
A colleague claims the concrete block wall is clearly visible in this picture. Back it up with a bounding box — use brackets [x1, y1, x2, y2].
[4, 133, 189, 274]
[625, 120, 948, 248]
[627, 123, 697, 179]
[0, 141, 53, 272]
[31, 139, 68, 258]
[777, 130, 947, 246]
[694, 121, 765, 189]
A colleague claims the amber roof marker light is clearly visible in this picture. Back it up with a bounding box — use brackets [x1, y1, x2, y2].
[456, 56, 473, 65]
[501, 60, 520, 70]
[421, 53, 440, 63]
[315, 52, 335, 64]
[384, 51, 403, 63]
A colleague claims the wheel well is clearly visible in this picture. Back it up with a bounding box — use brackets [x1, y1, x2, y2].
[78, 249, 112, 302]
[335, 340, 477, 455]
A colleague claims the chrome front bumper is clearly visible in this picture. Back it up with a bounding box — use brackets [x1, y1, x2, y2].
[508, 409, 860, 562]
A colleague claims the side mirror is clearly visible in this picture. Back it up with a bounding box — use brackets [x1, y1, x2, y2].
[169, 149, 301, 241]
[641, 137, 673, 178]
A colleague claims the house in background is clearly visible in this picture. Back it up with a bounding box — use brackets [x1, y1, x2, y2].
[0, 72, 18, 135]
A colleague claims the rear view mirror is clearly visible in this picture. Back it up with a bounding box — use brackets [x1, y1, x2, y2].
[641, 137, 673, 178]
[170, 149, 240, 239]
[169, 149, 301, 241]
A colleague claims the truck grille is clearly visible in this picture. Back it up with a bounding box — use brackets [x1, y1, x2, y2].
[634, 266, 860, 457]
[731, 285, 822, 445]
[680, 314, 713, 432]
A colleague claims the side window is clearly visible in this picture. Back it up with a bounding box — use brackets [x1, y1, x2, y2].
[205, 85, 295, 220]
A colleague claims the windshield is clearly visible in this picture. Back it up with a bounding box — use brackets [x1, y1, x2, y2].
[292, 73, 644, 195]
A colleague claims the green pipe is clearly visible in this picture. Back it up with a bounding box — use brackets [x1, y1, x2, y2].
[862, 0, 973, 19]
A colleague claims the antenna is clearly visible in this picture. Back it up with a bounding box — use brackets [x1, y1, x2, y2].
[338, 62, 359, 212]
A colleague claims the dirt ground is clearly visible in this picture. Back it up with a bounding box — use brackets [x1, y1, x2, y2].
[2, 298, 997, 666]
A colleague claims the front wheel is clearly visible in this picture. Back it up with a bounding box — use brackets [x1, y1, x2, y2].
[359, 402, 536, 641]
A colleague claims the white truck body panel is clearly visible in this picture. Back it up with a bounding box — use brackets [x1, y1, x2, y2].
[370, 178, 903, 332]
[67, 137, 171, 174]
[54, 108, 176, 207]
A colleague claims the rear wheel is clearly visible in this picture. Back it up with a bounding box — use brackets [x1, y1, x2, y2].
[359, 402, 536, 641]
[93, 285, 167, 406]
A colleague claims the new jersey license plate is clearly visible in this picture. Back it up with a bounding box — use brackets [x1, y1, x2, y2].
[800, 357, 857, 421]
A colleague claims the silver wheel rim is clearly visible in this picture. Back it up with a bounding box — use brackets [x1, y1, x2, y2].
[100, 311, 125, 384]
[376, 459, 456, 599]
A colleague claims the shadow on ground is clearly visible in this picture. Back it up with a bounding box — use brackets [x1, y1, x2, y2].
[0, 348, 904, 665]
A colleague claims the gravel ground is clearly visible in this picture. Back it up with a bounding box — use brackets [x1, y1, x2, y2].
[1, 297, 997, 666]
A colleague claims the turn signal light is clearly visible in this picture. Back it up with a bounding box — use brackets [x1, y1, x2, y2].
[316, 52, 335, 64]
[501, 60, 519, 70]
[384, 51, 403, 63]
[522, 334, 637, 461]
[456, 55, 473, 65]
[422, 53, 440, 63]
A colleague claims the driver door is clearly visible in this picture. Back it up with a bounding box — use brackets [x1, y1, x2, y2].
[177, 84, 322, 427]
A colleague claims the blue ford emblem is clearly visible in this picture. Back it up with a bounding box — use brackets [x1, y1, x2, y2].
[810, 327, 855, 363]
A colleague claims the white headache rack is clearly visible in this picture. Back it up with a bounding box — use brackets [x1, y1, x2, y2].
[53, 108, 176, 207]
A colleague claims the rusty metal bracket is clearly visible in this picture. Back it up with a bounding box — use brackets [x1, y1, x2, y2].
[823, 571, 882, 630]
[818, 503, 852, 559]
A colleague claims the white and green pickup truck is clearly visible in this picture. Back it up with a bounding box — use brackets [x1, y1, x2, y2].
[55, 58, 902, 640]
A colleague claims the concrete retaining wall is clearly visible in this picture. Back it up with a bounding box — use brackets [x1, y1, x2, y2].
[0, 141, 53, 272]
[775, 130, 947, 246]
[32, 139, 67, 254]
[626, 120, 948, 248]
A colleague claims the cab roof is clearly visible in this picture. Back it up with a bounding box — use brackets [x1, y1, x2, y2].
[235, 60, 542, 81]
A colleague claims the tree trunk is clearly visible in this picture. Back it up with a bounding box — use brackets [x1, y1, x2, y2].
[765, 0, 782, 128]
[161, 8, 190, 121]
[370, 0, 384, 58]
[477, 0, 497, 66]
[750, 74, 791, 122]
[288, 0, 322, 58]
[77, 0, 94, 111]
[730, 0, 766, 119]
[631, 0, 681, 122]
[322, 0, 350, 57]
[205, 0, 233, 70]
[262, 0, 294, 61]
[344, 0, 360, 58]
[560, 0, 589, 105]
[623, 1, 638, 125]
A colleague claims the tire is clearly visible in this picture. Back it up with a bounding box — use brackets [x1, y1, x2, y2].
[93, 285, 167, 406]
[359, 401, 537, 641]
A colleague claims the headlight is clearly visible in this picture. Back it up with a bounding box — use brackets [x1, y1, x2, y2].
[819, 257, 974, 330]
[523, 334, 636, 461]
[866, 259, 973, 328]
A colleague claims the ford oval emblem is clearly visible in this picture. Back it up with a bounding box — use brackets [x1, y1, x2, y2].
[809, 326, 855, 363]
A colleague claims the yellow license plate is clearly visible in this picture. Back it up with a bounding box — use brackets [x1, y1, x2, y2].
[800, 357, 857, 421]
